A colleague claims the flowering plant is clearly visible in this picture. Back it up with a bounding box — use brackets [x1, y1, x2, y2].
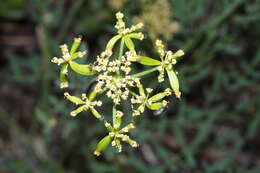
[51, 12, 184, 156]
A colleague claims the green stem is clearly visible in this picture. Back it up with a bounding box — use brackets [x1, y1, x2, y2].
[118, 38, 125, 59]
[112, 104, 116, 126]
[116, 38, 125, 75]
[89, 84, 107, 101]
[129, 90, 137, 97]
[131, 66, 159, 78]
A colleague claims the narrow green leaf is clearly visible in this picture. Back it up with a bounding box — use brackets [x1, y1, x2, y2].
[90, 108, 102, 119]
[119, 123, 135, 133]
[70, 37, 81, 55]
[94, 135, 112, 156]
[106, 35, 122, 51]
[104, 121, 114, 132]
[146, 102, 165, 110]
[137, 56, 161, 66]
[64, 93, 85, 105]
[71, 51, 86, 59]
[114, 116, 122, 129]
[112, 105, 116, 126]
[60, 64, 68, 88]
[115, 139, 122, 152]
[124, 36, 135, 51]
[69, 61, 95, 76]
[138, 85, 145, 96]
[128, 32, 143, 40]
[131, 66, 159, 78]
[89, 90, 97, 101]
[167, 68, 181, 98]
[125, 138, 138, 147]
[148, 92, 166, 102]
[70, 105, 86, 116]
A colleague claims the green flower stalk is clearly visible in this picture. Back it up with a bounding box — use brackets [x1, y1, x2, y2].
[51, 12, 184, 156]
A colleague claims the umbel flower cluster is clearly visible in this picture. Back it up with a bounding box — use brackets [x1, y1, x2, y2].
[51, 12, 184, 156]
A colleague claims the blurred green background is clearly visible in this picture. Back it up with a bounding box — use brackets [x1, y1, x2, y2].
[0, 0, 260, 172]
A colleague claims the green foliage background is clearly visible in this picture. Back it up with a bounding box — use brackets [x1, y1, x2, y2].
[0, 0, 259, 172]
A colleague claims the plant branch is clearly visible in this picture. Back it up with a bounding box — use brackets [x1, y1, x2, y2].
[131, 66, 159, 78]
[118, 38, 124, 58]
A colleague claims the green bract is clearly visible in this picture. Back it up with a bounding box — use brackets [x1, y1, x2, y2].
[137, 56, 161, 66]
[69, 61, 95, 76]
[51, 12, 184, 156]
